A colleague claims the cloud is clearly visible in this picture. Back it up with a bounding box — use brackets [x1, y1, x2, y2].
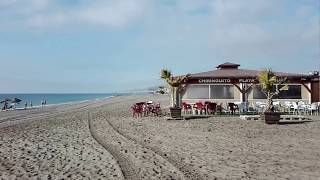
[201, 0, 319, 59]
[78, 1, 146, 27]
[210, 0, 281, 22]
[0, 0, 149, 29]
[0, 0, 50, 13]
[130, 0, 319, 72]
[0, 0, 318, 92]
[5, 0, 314, 61]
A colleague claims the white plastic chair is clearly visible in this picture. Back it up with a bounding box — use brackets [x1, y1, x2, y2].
[272, 101, 280, 111]
[254, 102, 264, 112]
[273, 101, 280, 106]
[284, 101, 291, 106]
[309, 103, 319, 115]
[235, 102, 247, 113]
[298, 102, 305, 114]
[283, 101, 292, 113]
[291, 102, 299, 114]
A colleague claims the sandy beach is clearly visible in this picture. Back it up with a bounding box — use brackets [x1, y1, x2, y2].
[1, 95, 320, 179]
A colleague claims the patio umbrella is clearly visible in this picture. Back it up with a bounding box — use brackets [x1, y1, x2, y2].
[0, 98, 11, 103]
[12, 98, 22, 104]
[11, 98, 22, 110]
[1, 98, 11, 110]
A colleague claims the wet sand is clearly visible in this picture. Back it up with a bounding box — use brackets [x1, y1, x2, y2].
[1, 95, 320, 179]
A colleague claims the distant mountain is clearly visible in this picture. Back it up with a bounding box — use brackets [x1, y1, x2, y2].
[118, 85, 169, 94]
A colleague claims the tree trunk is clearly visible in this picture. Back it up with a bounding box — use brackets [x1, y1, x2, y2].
[170, 87, 181, 108]
[170, 87, 175, 107]
[266, 93, 273, 112]
[176, 88, 181, 108]
[171, 87, 178, 107]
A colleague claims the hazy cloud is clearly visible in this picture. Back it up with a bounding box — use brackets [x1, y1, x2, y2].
[0, 0, 318, 92]
[0, 0, 149, 28]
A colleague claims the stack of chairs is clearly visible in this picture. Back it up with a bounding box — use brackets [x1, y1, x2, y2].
[131, 101, 162, 118]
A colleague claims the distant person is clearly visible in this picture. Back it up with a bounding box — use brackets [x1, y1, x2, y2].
[24, 102, 28, 109]
[41, 100, 44, 107]
[4, 102, 8, 110]
[30, 101, 33, 108]
[44, 100, 47, 106]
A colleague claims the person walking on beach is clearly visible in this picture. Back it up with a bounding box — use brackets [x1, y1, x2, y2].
[2, 102, 7, 111]
[5, 101, 8, 110]
[41, 100, 44, 107]
[30, 101, 33, 108]
[24, 102, 28, 109]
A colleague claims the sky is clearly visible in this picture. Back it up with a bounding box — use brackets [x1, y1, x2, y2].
[0, 0, 319, 93]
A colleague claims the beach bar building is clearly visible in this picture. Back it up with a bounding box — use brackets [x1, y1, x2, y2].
[181, 62, 320, 106]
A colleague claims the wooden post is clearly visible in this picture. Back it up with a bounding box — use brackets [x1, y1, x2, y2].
[233, 83, 253, 103]
[302, 83, 312, 104]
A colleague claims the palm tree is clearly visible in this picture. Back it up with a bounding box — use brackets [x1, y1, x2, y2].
[258, 68, 288, 112]
[161, 69, 189, 107]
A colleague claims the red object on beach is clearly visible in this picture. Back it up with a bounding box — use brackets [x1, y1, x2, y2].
[195, 102, 206, 114]
[228, 103, 238, 114]
[195, 102, 205, 110]
[182, 102, 192, 114]
[207, 102, 217, 114]
[152, 103, 162, 116]
[131, 102, 162, 118]
[132, 104, 143, 118]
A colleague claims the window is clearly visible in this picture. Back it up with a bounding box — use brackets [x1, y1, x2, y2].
[253, 86, 267, 99]
[210, 85, 234, 99]
[278, 85, 301, 99]
[253, 85, 301, 99]
[186, 85, 209, 99]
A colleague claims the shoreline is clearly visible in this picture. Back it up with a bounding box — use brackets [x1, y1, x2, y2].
[0, 93, 128, 111]
[0, 95, 127, 130]
[0, 94, 128, 114]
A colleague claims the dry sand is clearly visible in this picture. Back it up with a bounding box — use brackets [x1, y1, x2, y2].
[1, 95, 320, 179]
[0, 97, 127, 179]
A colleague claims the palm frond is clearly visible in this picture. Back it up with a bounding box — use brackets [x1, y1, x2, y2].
[160, 69, 189, 88]
[258, 68, 276, 92]
[167, 74, 189, 87]
[161, 69, 172, 80]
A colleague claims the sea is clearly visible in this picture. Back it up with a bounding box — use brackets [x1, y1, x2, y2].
[0, 93, 127, 109]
